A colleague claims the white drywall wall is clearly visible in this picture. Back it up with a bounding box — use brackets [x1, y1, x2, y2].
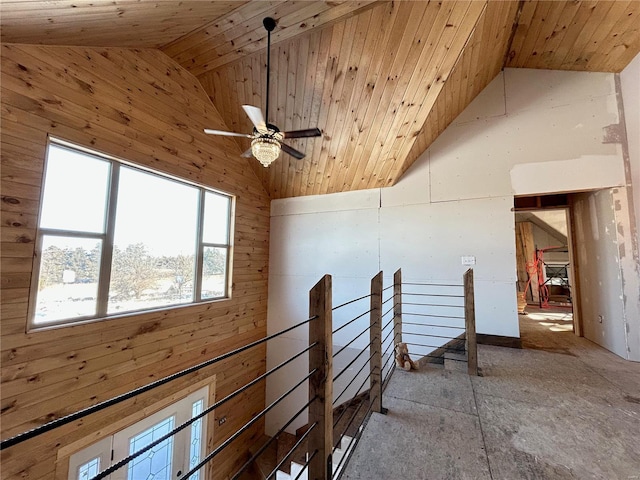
[620, 53, 640, 362]
[573, 190, 627, 357]
[619, 54, 640, 247]
[266, 68, 634, 435]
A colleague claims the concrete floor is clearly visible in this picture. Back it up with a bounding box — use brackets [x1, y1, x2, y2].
[342, 308, 640, 479]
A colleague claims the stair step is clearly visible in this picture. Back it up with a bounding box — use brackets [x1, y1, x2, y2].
[275, 434, 357, 480]
[444, 351, 467, 372]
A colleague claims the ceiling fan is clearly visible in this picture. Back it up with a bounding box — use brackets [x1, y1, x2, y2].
[204, 17, 322, 167]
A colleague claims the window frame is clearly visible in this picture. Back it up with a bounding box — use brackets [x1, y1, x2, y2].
[28, 138, 234, 331]
[66, 385, 209, 480]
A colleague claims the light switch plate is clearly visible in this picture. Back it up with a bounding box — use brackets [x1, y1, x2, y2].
[461, 255, 476, 266]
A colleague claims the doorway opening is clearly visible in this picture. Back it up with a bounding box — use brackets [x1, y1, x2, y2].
[514, 194, 579, 345]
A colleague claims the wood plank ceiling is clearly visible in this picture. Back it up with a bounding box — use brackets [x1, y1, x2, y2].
[2, 1, 639, 199]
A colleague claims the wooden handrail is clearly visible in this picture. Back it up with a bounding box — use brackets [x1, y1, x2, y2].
[463, 269, 478, 376]
[308, 274, 333, 480]
[369, 271, 383, 414]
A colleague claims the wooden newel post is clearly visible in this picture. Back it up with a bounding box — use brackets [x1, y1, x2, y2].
[308, 274, 333, 480]
[463, 269, 478, 376]
[370, 271, 383, 414]
[393, 269, 402, 348]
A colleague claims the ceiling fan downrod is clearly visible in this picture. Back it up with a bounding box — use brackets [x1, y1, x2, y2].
[263, 17, 276, 127]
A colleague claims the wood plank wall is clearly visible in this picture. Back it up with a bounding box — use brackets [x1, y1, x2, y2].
[1, 44, 270, 480]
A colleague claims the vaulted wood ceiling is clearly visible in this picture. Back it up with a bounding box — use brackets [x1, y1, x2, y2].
[2, 1, 639, 199]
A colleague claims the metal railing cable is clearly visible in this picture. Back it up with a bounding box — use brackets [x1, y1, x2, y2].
[381, 350, 396, 385]
[293, 450, 318, 480]
[333, 308, 373, 335]
[402, 331, 463, 341]
[333, 350, 376, 407]
[404, 312, 465, 320]
[402, 282, 463, 287]
[332, 365, 374, 429]
[403, 342, 465, 352]
[402, 302, 463, 308]
[332, 388, 370, 451]
[180, 368, 318, 480]
[333, 338, 376, 382]
[381, 305, 394, 319]
[232, 399, 318, 480]
[382, 284, 394, 292]
[402, 321, 465, 329]
[334, 326, 370, 358]
[420, 353, 467, 363]
[381, 295, 394, 306]
[0, 315, 318, 450]
[332, 293, 372, 311]
[264, 423, 318, 480]
[403, 292, 464, 298]
[92, 343, 319, 480]
[381, 324, 396, 347]
[332, 395, 376, 477]
[382, 315, 394, 333]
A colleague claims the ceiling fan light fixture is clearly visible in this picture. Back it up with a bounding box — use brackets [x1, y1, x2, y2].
[251, 136, 281, 167]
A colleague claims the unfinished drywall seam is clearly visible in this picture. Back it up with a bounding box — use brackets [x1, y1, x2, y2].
[613, 73, 640, 360]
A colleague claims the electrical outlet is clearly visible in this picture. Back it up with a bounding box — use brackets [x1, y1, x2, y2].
[218, 416, 226, 426]
[598, 315, 604, 323]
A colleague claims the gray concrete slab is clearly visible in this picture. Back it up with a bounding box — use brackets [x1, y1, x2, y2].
[476, 391, 640, 479]
[341, 396, 491, 480]
[385, 366, 477, 415]
[340, 309, 640, 479]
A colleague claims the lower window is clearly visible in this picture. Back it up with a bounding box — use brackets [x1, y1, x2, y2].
[68, 387, 208, 480]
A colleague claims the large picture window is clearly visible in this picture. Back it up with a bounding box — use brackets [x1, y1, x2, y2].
[30, 139, 233, 329]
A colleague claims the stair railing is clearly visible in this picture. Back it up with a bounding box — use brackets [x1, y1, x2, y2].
[392, 268, 477, 376]
[1, 267, 476, 480]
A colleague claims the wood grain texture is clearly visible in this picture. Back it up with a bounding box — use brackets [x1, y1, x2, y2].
[397, 0, 520, 180]
[1, 1, 639, 199]
[0, 44, 270, 480]
[506, 0, 640, 72]
[199, 1, 488, 198]
[0, 1, 246, 48]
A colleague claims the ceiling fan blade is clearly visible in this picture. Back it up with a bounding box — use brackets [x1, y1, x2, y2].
[281, 142, 305, 160]
[204, 129, 251, 138]
[241, 147, 253, 158]
[242, 105, 267, 133]
[282, 128, 322, 139]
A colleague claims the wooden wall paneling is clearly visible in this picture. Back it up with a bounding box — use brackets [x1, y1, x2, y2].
[375, 1, 487, 188]
[299, 28, 334, 197]
[268, 41, 285, 196]
[1, 44, 269, 480]
[288, 33, 312, 197]
[536, 0, 600, 70]
[178, 1, 326, 75]
[2, 296, 267, 386]
[177, 2, 321, 76]
[0, 1, 246, 48]
[581, 1, 639, 72]
[336, 1, 412, 194]
[517, 1, 564, 69]
[374, 1, 482, 186]
[505, 0, 640, 72]
[1, 45, 255, 185]
[346, 1, 433, 193]
[510, 0, 554, 67]
[533, 1, 583, 70]
[327, 9, 376, 195]
[175, 1, 379, 76]
[161, 1, 282, 62]
[364, 0, 457, 188]
[562, 0, 631, 70]
[314, 15, 361, 197]
[393, 0, 518, 182]
[307, 21, 347, 196]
